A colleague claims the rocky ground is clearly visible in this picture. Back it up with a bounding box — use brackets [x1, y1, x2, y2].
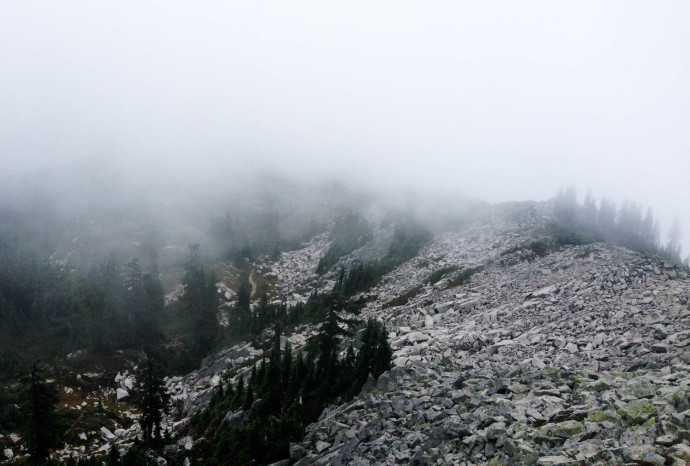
[8, 209, 686, 465]
[288, 215, 690, 465]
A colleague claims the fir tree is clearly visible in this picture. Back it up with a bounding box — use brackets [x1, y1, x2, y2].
[23, 364, 63, 465]
[135, 359, 171, 446]
[280, 341, 293, 391]
[182, 244, 219, 356]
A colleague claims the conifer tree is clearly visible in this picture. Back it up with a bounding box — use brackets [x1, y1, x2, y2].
[23, 364, 62, 465]
[373, 323, 393, 378]
[232, 376, 245, 410]
[135, 359, 171, 446]
[280, 341, 293, 391]
[243, 386, 254, 411]
[356, 319, 393, 382]
[182, 244, 219, 356]
[666, 217, 683, 262]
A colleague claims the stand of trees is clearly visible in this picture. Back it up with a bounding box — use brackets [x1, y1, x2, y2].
[0, 233, 165, 369]
[192, 316, 392, 465]
[329, 219, 432, 297]
[316, 210, 372, 274]
[550, 188, 686, 264]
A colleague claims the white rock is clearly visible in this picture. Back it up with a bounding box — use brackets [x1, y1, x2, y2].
[124, 376, 135, 390]
[3, 449, 13, 459]
[116, 388, 129, 401]
[408, 332, 430, 343]
[315, 440, 330, 453]
[100, 427, 117, 442]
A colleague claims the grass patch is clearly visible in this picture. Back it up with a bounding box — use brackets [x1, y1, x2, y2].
[425, 266, 461, 285]
[383, 284, 424, 309]
[446, 266, 484, 288]
[252, 273, 277, 300]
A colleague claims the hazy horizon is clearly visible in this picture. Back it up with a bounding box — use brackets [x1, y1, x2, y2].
[1, 2, 688, 254]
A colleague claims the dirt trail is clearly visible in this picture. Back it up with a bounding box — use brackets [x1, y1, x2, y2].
[248, 271, 256, 299]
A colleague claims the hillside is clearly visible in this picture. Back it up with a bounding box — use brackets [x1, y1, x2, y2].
[160, 206, 688, 465]
[289, 210, 690, 465]
[1, 201, 689, 465]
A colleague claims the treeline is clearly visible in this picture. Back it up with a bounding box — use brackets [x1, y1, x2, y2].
[550, 188, 686, 264]
[0, 234, 165, 368]
[331, 218, 432, 296]
[0, 237, 223, 378]
[192, 316, 392, 465]
[224, 288, 365, 344]
[316, 210, 372, 274]
[210, 206, 325, 265]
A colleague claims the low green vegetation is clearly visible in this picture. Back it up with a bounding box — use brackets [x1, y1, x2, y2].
[333, 220, 431, 297]
[447, 266, 484, 288]
[383, 284, 424, 308]
[425, 266, 461, 285]
[317, 211, 372, 274]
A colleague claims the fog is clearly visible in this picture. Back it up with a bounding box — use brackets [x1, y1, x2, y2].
[1, 2, 688, 253]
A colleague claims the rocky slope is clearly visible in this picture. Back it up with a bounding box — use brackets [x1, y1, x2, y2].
[53, 208, 689, 465]
[285, 215, 690, 465]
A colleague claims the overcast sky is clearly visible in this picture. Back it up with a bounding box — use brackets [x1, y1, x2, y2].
[1, 1, 688, 253]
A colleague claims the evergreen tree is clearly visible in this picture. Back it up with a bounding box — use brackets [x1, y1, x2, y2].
[135, 359, 171, 446]
[124, 258, 144, 345]
[243, 385, 254, 411]
[666, 217, 683, 262]
[23, 364, 62, 465]
[642, 207, 657, 249]
[236, 277, 251, 313]
[597, 198, 617, 238]
[280, 341, 293, 392]
[553, 186, 578, 228]
[232, 376, 245, 410]
[373, 323, 393, 378]
[580, 191, 598, 230]
[182, 244, 219, 356]
[356, 319, 393, 383]
[316, 307, 350, 395]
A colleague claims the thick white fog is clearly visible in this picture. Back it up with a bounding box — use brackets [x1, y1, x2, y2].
[1, 2, 688, 252]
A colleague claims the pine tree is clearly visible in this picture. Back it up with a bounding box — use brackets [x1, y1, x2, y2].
[232, 376, 245, 410]
[356, 319, 393, 383]
[280, 342, 293, 392]
[135, 359, 171, 446]
[580, 191, 598, 231]
[23, 364, 62, 465]
[181, 244, 219, 356]
[316, 307, 350, 395]
[243, 386, 254, 411]
[237, 277, 251, 313]
[248, 363, 257, 388]
[373, 323, 393, 378]
[666, 217, 683, 262]
[597, 198, 617, 239]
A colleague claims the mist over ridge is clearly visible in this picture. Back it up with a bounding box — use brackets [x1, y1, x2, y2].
[1, 1, 689, 254]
